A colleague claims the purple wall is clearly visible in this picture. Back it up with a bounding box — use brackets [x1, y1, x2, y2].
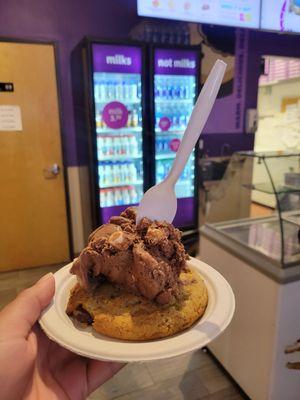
[1, 1, 300, 163]
[0, 0, 139, 166]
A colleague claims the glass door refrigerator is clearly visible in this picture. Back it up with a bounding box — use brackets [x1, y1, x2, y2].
[150, 46, 201, 232]
[72, 39, 147, 226]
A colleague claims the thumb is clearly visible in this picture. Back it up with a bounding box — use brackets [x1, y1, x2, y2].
[0, 273, 55, 338]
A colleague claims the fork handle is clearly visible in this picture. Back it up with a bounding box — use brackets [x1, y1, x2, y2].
[165, 60, 227, 186]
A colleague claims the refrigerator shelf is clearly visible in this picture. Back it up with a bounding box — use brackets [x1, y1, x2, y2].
[155, 98, 194, 103]
[155, 129, 186, 135]
[100, 180, 143, 189]
[95, 99, 141, 105]
[96, 127, 142, 134]
[156, 153, 176, 160]
[98, 154, 142, 162]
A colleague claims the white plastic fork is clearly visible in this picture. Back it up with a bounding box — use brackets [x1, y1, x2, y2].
[136, 59, 227, 224]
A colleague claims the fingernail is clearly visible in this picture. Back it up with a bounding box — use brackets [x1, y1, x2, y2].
[38, 272, 53, 283]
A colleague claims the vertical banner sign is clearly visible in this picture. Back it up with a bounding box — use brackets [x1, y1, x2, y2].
[234, 29, 249, 131]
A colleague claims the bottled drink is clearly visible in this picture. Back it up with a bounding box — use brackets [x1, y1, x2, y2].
[123, 80, 130, 100]
[112, 162, 120, 184]
[123, 162, 129, 183]
[106, 189, 114, 206]
[108, 81, 116, 100]
[106, 137, 114, 155]
[138, 106, 143, 127]
[98, 164, 105, 185]
[129, 136, 138, 156]
[128, 163, 137, 181]
[114, 189, 123, 206]
[155, 81, 161, 98]
[137, 80, 142, 99]
[131, 108, 139, 127]
[129, 186, 138, 204]
[123, 187, 130, 205]
[129, 79, 138, 100]
[115, 81, 123, 100]
[100, 189, 106, 207]
[127, 111, 132, 128]
[179, 79, 186, 99]
[97, 136, 104, 157]
[99, 81, 106, 101]
[103, 163, 111, 186]
[123, 136, 130, 155]
[114, 136, 122, 155]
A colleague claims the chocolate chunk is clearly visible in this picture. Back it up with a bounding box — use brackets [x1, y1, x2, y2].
[70, 207, 188, 305]
[73, 305, 93, 325]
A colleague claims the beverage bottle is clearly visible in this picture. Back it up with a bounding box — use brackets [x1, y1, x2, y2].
[123, 80, 130, 100]
[112, 162, 120, 183]
[155, 80, 161, 99]
[108, 81, 116, 100]
[94, 83, 100, 103]
[127, 111, 132, 128]
[128, 162, 137, 181]
[107, 136, 114, 155]
[114, 136, 121, 155]
[106, 189, 114, 206]
[179, 79, 185, 99]
[130, 79, 138, 100]
[102, 137, 108, 156]
[137, 80, 142, 99]
[185, 77, 190, 99]
[123, 162, 129, 183]
[138, 106, 142, 127]
[180, 109, 186, 129]
[129, 186, 138, 204]
[97, 136, 103, 157]
[114, 189, 123, 206]
[103, 163, 110, 186]
[161, 81, 167, 99]
[129, 135, 138, 156]
[123, 136, 130, 155]
[100, 189, 106, 207]
[132, 108, 138, 127]
[119, 136, 125, 155]
[123, 187, 130, 205]
[116, 80, 123, 100]
[99, 81, 106, 101]
[98, 164, 105, 186]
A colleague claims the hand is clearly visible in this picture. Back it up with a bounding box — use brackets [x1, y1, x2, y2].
[0, 273, 124, 400]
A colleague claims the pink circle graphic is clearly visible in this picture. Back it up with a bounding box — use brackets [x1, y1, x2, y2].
[169, 138, 181, 152]
[159, 117, 171, 131]
[102, 101, 128, 129]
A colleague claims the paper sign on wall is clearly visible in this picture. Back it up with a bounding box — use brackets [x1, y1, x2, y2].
[0, 105, 22, 131]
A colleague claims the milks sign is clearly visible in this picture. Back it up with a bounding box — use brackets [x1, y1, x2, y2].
[92, 44, 141, 74]
[154, 48, 198, 76]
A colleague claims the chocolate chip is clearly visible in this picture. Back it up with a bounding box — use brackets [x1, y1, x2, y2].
[74, 305, 93, 324]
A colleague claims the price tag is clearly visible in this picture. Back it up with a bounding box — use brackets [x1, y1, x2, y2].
[102, 101, 128, 129]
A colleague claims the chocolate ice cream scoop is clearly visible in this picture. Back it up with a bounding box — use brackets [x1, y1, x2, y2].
[70, 207, 188, 304]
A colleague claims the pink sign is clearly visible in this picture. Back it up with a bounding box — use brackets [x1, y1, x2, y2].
[169, 138, 181, 152]
[102, 101, 128, 129]
[159, 117, 171, 131]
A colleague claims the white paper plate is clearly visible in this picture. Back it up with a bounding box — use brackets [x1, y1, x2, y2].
[39, 257, 235, 362]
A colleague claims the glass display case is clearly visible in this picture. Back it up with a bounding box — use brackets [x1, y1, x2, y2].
[204, 151, 300, 269]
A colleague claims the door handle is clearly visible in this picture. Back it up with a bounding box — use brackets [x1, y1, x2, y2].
[43, 163, 61, 179]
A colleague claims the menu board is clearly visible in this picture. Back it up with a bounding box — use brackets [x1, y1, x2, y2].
[137, 0, 261, 28]
[261, 0, 300, 33]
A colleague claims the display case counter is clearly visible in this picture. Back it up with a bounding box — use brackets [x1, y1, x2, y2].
[200, 151, 300, 400]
